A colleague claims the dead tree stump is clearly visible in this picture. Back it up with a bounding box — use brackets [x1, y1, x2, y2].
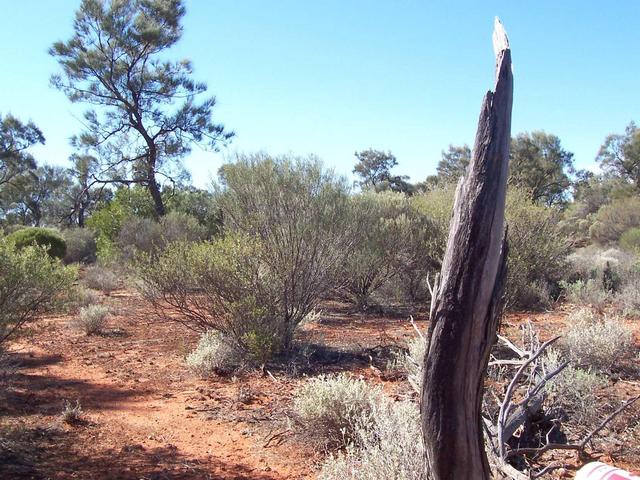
[420, 19, 513, 480]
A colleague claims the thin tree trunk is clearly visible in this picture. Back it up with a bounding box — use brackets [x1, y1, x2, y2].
[420, 20, 513, 480]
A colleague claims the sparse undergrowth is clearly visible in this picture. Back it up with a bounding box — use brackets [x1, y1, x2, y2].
[71, 304, 109, 335]
[318, 394, 426, 480]
[561, 308, 633, 372]
[293, 373, 382, 448]
[185, 331, 242, 376]
[83, 266, 118, 294]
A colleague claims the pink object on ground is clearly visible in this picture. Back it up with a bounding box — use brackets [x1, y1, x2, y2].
[576, 462, 639, 480]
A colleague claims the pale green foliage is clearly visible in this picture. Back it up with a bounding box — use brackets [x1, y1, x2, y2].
[509, 131, 575, 207]
[545, 349, 606, 427]
[504, 189, 570, 309]
[185, 331, 241, 376]
[617, 279, 640, 316]
[620, 227, 640, 253]
[83, 265, 119, 293]
[319, 399, 426, 480]
[62, 228, 97, 264]
[562, 309, 633, 371]
[71, 286, 101, 308]
[137, 235, 282, 361]
[409, 186, 570, 309]
[596, 121, 640, 189]
[342, 191, 437, 307]
[215, 154, 356, 349]
[293, 373, 381, 447]
[393, 335, 426, 393]
[0, 239, 75, 344]
[72, 304, 109, 335]
[589, 196, 640, 244]
[560, 279, 610, 307]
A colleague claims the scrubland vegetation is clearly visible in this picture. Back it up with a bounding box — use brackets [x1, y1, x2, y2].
[1, 0, 639, 478]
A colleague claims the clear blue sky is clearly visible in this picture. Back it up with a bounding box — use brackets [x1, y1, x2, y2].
[1, 1, 638, 188]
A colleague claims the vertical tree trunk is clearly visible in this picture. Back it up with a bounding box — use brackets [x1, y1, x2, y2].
[420, 20, 513, 480]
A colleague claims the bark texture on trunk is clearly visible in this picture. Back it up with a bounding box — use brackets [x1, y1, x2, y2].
[420, 21, 513, 480]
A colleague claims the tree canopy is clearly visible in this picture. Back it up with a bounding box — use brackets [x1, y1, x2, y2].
[596, 121, 640, 190]
[509, 131, 575, 207]
[50, 0, 233, 218]
[0, 114, 44, 188]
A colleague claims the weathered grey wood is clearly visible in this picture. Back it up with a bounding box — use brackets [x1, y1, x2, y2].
[420, 19, 513, 480]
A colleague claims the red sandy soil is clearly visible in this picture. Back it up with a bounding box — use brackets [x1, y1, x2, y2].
[1, 290, 639, 479]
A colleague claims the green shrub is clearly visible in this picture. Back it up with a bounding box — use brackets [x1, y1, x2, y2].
[185, 331, 241, 376]
[590, 196, 640, 244]
[562, 308, 633, 371]
[409, 186, 570, 310]
[137, 235, 282, 358]
[341, 192, 437, 308]
[620, 227, 640, 253]
[214, 153, 356, 351]
[62, 228, 97, 264]
[560, 279, 610, 307]
[0, 239, 75, 344]
[617, 279, 640, 316]
[293, 373, 381, 448]
[6, 227, 67, 260]
[83, 266, 119, 293]
[504, 190, 570, 309]
[319, 399, 426, 480]
[71, 304, 109, 335]
[117, 216, 163, 260]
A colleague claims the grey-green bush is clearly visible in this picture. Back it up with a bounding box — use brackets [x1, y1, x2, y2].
[562, 308, 633, 371]
[63, 228, 97, 264]
[0, 239, 75, 344]
[545, 349, 606, 428]
[138, 235, 285, 363]
[319, 399, 426, 480]
[293, 373, 381, 447]
[83, 265, 118, 293]
[185, 331, 241, 376]
[71, 304, 109, 335]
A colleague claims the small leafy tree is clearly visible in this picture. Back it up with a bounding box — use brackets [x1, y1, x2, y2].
[435, 144, 471, 184]
[216, 153, 356, 350]
[50, 0, 233, 218]
[597, 121, 640, 190]
[509, 131, 575, 207]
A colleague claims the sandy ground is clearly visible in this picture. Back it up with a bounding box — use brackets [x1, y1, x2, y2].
[1, 290, 638, 479]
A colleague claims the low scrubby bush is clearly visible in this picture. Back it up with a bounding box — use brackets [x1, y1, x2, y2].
[319, 399, 426, 480]
[562, 308, 633, 371]
[545, 349, 606, 428]
[620, 227, 640, 254]
[560, 279, 610, 307]
[617, 279, 640, 316]
[504, 191, 570, 309]
[293, 373, 381, 447]
[138, 235, 283, 361]
[61, 399, 84, 425]
[6, 227, 67, 260]
[71, 286, 100, 308]
[0, 239, 75, 344]
[83, 266, 118, 293]
[72, 304, 109, 335]
[185, 331, 241, 376]
[62, 228, 97, 264]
